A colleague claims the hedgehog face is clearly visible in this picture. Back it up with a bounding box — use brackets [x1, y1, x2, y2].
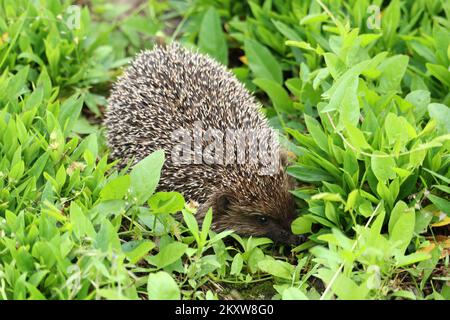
[209, 188, 304, 245]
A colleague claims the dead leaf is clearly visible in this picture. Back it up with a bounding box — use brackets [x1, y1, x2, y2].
[431, 215, 450, 227]
[418, 236, 450, 259]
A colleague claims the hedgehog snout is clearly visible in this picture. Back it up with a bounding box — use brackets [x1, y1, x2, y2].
[282, 231, 305, 245]
[287, 233, 305, 246]
[268, 225, 305, 245]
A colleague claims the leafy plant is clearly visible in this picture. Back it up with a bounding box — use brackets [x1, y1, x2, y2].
[0, 0, 448, 300]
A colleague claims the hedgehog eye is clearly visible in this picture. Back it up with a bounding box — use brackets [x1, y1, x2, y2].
[257, 215, 269, 225]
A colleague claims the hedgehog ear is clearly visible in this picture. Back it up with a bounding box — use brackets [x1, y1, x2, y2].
[215, 193, 234, 215]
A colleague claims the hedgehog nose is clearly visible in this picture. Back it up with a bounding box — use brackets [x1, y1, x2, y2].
[289, 234, 305, 246]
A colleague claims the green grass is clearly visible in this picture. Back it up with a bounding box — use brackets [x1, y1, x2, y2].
[0, 0, 449, 300]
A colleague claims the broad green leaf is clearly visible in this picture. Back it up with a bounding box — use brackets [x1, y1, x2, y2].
[317, 268, 369, 299]
[377, 55, 409, 93]
[16, 247, 34, 273]
[58, 94, 84, 133]
[389, 290, 417, 300]
[147, 271, 180, 300]
[390, 209, 415, 254]
[311, 192, 343, 202]
[381, 0, 400, 48]
[384, 113, 417, 147]
[282, 287, 309, 300]
[44, 26, 60, 77]
[258, 259, 294, 280]
[200, 208, 213, 245]
[95, 220, 121, 252]
[324, 56, 388, 127]
[291, 216, 313, 234]
[287, 165, 334, 182]
[285, 78, 302, 99]
[339, 75, 360, 127]
[245, 38, 282, 84]
[100, 175, 131, 201]
[124, 240, 155, 264]
[300, 13, 329, 25]
[371, 152, 396, 182]
[405, 90, 430, 121]
[253, 78, 293, 112]
[8, 65, 29, 99]
[146, 242, 188, 269]
[230, 253, 243, 275]
[427, 194, 450, 214]
[389, 201, 414, 235]
[345, 189, 359, 212]
[415, 205, 435, 233]
[359, 34, 382, 47]
[304, 114, 328, 152]
[182, 209, 199, 242]
[272, 20, 302, 41]
[130, 150, 165, 205]
[247, 248, 264, 273]
[148, 192, 184, 214]
[426, 63, 450, 88]
[396, 252, 431, 267]
[286, 40, 321, 53]
[321, 53, 386, 117]
[344, 122, 371, 150]
[97, 289, 132, 300]
[198, 7, 228, 65]
[70, 202, 96, 239]
[25, 283, 46, 300]
[318, 229, 353, 250]
[428, 103, 450, 134]
[369, 202, 386, 237]
[72, 133, 98, 160]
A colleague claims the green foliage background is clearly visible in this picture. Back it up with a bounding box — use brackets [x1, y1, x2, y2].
[0, 0, 448, 300]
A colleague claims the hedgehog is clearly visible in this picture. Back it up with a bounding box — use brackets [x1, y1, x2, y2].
[105, 43, 302, 245]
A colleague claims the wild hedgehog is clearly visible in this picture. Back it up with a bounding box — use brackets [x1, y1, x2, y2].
[105, 43, 302, 245]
